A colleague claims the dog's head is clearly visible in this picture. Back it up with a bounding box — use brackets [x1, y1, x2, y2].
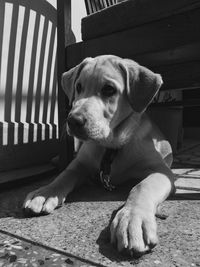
[62, 55, 162, 147]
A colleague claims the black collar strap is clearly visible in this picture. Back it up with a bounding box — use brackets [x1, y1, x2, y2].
[99, 148, 118, 191]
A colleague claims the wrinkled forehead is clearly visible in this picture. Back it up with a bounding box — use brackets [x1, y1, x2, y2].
[77, 59, 124, 90]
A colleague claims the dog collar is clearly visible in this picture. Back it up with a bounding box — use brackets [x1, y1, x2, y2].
[99, 148, 118, 191]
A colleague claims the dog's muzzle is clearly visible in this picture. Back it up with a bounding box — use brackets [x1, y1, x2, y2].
[67, 113, 87, 139]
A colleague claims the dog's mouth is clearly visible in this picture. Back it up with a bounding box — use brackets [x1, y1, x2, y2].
[67, 121, 112, 144]
[67, 124, 88, 141]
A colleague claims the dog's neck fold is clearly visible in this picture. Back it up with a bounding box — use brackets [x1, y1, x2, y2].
[101, 112, 142, 148]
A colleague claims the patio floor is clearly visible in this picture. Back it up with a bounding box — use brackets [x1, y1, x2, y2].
[0, 141, 199, 266]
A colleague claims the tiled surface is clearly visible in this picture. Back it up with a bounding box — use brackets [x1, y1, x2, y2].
[0, 142, 199, 266]
[173, 142, 200, 168]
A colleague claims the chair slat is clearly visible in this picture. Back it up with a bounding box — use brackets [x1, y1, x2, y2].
[84, 0, 117, 14]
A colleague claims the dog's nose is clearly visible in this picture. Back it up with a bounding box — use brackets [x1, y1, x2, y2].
[67, 113, 86, 129]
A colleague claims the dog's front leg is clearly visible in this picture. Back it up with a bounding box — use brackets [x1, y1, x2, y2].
[23, 159, 89, 215]
[110, 168, 174, 255]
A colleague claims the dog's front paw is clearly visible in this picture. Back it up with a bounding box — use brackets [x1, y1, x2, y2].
[23, 185, 66, 215]
[110, 206, 158, 256]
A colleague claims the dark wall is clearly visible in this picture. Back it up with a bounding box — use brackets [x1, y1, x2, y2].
[183, 89, 200, 127]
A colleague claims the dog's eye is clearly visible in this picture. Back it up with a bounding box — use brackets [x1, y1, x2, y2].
[101, 85, 117, 97]
[76, 83, 82, 95]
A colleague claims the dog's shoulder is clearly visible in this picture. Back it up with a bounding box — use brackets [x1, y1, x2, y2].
[140, 113, 173, 167]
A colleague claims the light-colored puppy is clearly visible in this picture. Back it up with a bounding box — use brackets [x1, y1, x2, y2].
[23, 55, 175, 256]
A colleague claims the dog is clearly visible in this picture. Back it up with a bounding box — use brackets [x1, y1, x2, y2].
[23, 55, 175, 256]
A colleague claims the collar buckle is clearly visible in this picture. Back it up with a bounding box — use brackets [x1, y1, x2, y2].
[100, 171, 116, 191]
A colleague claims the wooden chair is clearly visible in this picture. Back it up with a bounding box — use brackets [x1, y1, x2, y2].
[0, 0, 59, 182]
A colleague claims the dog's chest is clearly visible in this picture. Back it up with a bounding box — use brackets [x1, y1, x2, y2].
[109, 143, 146, 184]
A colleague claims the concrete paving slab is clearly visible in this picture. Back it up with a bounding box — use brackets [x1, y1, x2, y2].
[0, 231, 100, 266]
[0, 170, 199, 267]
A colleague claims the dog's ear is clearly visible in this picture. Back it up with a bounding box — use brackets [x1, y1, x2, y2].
[61, 58, 92, 105]
[120, 59, 163, 113]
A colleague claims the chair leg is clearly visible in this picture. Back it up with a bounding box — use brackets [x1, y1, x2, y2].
[57, 0, 75, 170]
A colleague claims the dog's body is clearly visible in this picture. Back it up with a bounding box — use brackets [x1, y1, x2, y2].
[23, 55, 175, 255]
